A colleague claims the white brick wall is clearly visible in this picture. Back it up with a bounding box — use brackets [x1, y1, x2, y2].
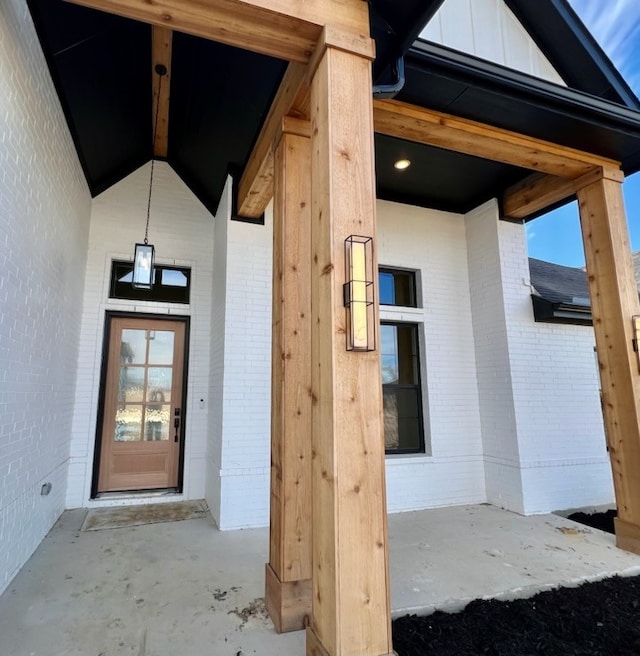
[213, 204, 273, 529]
[0, 1, 91, 594]
[466, 201, 525, 512]
[500, 222, 612, 513]
[421, 0, 566, 85]
[206, 178, 232, 524]
[378, 200, 486, 512]
[465, 200, 613, 514]
[66, 162, 214, 508]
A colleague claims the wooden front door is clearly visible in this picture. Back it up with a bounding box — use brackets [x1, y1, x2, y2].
[97, 316, 186, 493]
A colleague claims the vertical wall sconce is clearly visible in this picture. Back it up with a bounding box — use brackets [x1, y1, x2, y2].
[343, 235, 375, 352]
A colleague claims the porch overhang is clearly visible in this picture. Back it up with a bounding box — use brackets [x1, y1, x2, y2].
[28, 1, 640, 222]
[20, 1, 640, 653]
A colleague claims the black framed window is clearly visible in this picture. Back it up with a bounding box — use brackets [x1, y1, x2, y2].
[379, 268, 417, 307]
[381, 322, 424, 454]
[110, 261, 191, 304]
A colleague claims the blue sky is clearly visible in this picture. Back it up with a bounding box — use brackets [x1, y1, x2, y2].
[525, 0, 640, 266]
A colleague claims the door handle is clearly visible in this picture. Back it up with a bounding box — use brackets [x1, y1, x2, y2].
[174, 408, 181, 442]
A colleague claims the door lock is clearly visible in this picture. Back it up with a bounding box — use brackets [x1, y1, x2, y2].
[174, 408, 181, 442]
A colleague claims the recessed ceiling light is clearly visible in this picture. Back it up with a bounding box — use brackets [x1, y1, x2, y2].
[394, 159, 411, 170]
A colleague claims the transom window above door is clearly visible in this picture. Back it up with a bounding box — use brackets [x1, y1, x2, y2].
[110, 261, 191, 304]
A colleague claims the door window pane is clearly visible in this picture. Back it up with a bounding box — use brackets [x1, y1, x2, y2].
[145, 404, 170, 441]
[147, 367, 173, 403]
[114, 404, 143, 442]
[148, 331, 174, 365]
[119, 366, 145, 403]
[121, 329, 147, 364]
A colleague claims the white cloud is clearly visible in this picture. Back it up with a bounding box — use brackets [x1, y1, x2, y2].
[569, 0, 640, 94]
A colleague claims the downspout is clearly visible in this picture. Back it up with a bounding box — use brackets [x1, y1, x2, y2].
[373, 57, 405, 99]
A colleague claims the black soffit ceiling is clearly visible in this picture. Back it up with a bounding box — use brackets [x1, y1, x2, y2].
[27, 0, 640, 219]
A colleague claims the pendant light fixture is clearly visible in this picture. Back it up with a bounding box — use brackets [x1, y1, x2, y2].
[132, 63, 167, 289]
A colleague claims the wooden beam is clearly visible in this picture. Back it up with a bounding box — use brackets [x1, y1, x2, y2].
[237, 63, 308, 220]
[503, 166, 624, 220]
[576, 176, 640, 555]
[374, 99, 620, 178]
[64, 0, 370, 64]
[240, 91, 623, 222]
[152, 27, 172, 158]
[237, 27, 375, 219]
[308, 43, 393, 656]
[265, 118, 312, 634]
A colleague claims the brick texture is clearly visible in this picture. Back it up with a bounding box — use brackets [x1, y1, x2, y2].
[66, 162, 214, 508]
[0, 1, 91, 595]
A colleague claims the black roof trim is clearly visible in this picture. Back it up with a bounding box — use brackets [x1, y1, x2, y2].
[503, 0, 640, 109]
[409, 41, 640, 126]
[531, 295, 593, 326]
[403, 42, 640, 174]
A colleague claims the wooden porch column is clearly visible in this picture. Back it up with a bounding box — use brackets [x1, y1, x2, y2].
[266, 117, 313, 632]
[307, 36, 394, 656]
[577, 174, 640, 554]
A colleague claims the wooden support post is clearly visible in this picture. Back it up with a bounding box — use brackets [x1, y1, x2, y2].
[307, 37, 394, 656]
[577, 175, 640, 554]
[266, 116, 313, 633]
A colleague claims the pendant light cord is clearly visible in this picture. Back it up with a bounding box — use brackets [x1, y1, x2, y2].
[145, 67, 165, 245]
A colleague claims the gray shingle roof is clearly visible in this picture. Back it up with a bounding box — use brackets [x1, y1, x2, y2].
[529, 257, 591, 306]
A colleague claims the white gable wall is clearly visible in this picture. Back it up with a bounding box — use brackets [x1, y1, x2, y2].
[0, 2, 91, 595]
[421, 0, 566, 85]
[66, 163, 214, 509]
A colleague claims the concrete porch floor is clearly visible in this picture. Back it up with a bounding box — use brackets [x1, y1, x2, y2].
[2, 503, 640, 656]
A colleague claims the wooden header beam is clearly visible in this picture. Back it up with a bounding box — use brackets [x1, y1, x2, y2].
[503, 166, 624, 220]
[237, 26, 375, 219]
[237, 63, 309, 219]
[238, 92, 624, 220]
[152, 27, 172, 158]
[373, 99, 620, 179]
[64, 0, 369, 64]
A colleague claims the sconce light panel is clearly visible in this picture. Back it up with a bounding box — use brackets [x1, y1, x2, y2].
[343, 235, 375, 352]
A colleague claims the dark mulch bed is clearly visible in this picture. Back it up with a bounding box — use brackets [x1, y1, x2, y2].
[393, 511, 638, 656]
[393, 575, 640, 656]
[568, 509, 617, 534]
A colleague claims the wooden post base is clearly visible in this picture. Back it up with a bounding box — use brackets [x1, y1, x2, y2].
[264, 563, 311, 633]
[614, 518, 640, 554]
[306, 627, 397, 656]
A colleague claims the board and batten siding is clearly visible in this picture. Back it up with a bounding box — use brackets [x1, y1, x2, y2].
[420, 0, 566, 85]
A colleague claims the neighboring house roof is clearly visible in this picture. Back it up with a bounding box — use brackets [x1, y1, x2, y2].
[530, 254, 640, 325]
[26, 0, 640, 217]
[529, 257, 592, 324]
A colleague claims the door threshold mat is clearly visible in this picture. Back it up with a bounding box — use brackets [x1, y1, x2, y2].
[81, 500, 209, 531]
